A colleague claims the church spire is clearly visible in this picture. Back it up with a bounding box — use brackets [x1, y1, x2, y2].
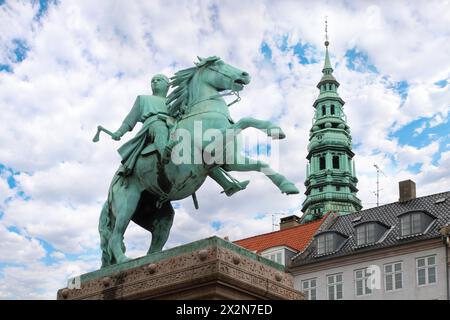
[301, 19, 362, 223]
[323, 16, 333, 72]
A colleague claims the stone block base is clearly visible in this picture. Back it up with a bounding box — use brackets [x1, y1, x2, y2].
[57, 236, 303, 300]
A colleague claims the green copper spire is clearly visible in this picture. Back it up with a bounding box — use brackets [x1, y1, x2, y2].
[323, 41, 333, 71]
[301, 27, 362, 223]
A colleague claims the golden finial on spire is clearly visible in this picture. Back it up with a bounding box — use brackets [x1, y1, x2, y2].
[324, 15, 329, 47]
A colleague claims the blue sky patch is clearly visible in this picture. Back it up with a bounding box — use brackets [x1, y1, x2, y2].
[435, 79, 448, 88]
[391, 116, 448, 148]
[292, 42, 318, 65]
[260, 42, 272, 61]
[345, 47, 378, 73]
[33, 0, 56, 21]
[12, 39, 29, 63]
[388, 80, 409, 102]
[172, 202, 181, 209]
[0, 64, 12, 73]
[211, 220, 222, 231]
[254, 213, 266, 220]
[407, 162, 422, 174]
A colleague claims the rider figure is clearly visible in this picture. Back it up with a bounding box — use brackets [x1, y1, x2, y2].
[111, 74, 249, 196]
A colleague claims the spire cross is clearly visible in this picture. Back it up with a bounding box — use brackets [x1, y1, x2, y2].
[324, 16, 329, 47]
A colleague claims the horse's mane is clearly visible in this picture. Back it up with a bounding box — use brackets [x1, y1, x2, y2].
[167, 56, 220, 119]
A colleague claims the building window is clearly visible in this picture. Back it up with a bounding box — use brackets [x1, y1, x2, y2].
[356, 223, 376, 246]
[355, 268, 373, 296]
[328, 83, 331, 90]
[302, 278, 317, 300]
[400, 212, 423, 236]
[385, 262, 403, 291]
[330, 105, 335, 115]
[317, 233, 337, 255]
[319, 156, 326, 170]
[318, 187, 323, 192]
[336, 186, 341, 191]
[327, 273, 343, 300]
[322, 105, 326, 116]
[332, 156, 340, 169]
[263, 251, 283, 265]
[416, 255, 436, 286]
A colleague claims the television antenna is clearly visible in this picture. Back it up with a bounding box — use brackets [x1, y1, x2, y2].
[373, 164, 387, 206]
[271, 213, 286, 231]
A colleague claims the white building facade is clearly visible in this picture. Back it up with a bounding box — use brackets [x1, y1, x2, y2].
[292, 239, 448, 300]
[289, 186, 450, 300]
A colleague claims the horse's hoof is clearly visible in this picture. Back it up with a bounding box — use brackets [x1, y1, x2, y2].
[223, 180, 250, 197]
[116, 256, 131, 264]
[280, 182, 299, 195]
[268, 127, 286, 139]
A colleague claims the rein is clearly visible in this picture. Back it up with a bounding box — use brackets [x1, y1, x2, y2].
[187, 89, 241, 110]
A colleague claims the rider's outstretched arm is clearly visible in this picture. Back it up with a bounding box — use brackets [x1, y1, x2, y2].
[112, 96, 142, 140]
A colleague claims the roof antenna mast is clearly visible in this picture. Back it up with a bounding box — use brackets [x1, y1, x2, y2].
[373, 164, 387, 206]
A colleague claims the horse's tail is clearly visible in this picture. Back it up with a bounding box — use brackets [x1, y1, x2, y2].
[99, 201, 113, 268]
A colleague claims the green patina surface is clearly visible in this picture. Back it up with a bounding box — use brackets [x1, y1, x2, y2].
[301, 40, 362, 223]
[96, 56, 299, 268]
[80, 236, 284, 283]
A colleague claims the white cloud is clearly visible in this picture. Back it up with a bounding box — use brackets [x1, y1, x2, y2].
[2, 198, 100, 253]
[0, 223, 46, 265]
[0, 0, 449, 299]
[0, 257, 99, 300]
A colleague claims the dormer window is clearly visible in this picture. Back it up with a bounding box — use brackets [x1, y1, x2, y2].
[355, 222, 389, 246]
[316, 232, 347, 255]
[399, 211, 434, 236]
[356, 223, 375, 245]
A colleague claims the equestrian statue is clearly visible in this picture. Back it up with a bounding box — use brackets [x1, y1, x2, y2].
[94, 56, 299, 267]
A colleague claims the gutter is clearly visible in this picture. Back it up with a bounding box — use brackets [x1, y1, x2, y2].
[440, 225, 450, 300]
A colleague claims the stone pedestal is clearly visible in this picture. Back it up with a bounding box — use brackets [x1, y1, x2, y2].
[57, 236, 303, 300]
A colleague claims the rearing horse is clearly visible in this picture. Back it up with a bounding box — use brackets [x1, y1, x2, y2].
[99, 56, 299, 267]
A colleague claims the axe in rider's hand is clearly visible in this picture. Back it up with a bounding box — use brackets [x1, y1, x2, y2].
[92, 125, 118, 142]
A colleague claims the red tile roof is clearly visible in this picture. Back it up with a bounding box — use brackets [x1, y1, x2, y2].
[234, 216, 326, 253]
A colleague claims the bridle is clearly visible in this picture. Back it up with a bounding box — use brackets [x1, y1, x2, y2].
[186, 63, 243, 110]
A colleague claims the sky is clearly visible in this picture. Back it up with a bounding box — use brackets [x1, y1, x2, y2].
[0, 0, 449, 299]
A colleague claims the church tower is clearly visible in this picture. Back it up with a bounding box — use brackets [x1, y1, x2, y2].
[301, 23, 362, 223]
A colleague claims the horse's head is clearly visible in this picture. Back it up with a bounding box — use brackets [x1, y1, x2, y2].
[167, 56, 251, 118]
[196, 56, 251, 92]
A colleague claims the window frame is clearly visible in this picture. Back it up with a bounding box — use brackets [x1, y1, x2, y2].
[416, 255, 437, 287]
[301, 278, 317, 300]
[261, 248, 285, 266]
[355, 223, 377, 246]
[354, 268, 373, 297]
[317, 233, 335, 255]
[384, 261, 403, 292]
[400, 212, 424, 236]
[327, 273, 343, 300]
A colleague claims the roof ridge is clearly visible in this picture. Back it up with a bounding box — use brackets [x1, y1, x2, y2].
[344, 190, 450, 217]
[234, 216, 324, 243]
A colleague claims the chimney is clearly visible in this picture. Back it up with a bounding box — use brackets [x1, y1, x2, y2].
[279, 215, 301, 230]
[399, 180, 416, 203]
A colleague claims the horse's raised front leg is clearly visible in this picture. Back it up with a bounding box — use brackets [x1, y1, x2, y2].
[223, 157, 299, 195]
[109, 180, 142, 264]
[233, 117, 286, 139]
